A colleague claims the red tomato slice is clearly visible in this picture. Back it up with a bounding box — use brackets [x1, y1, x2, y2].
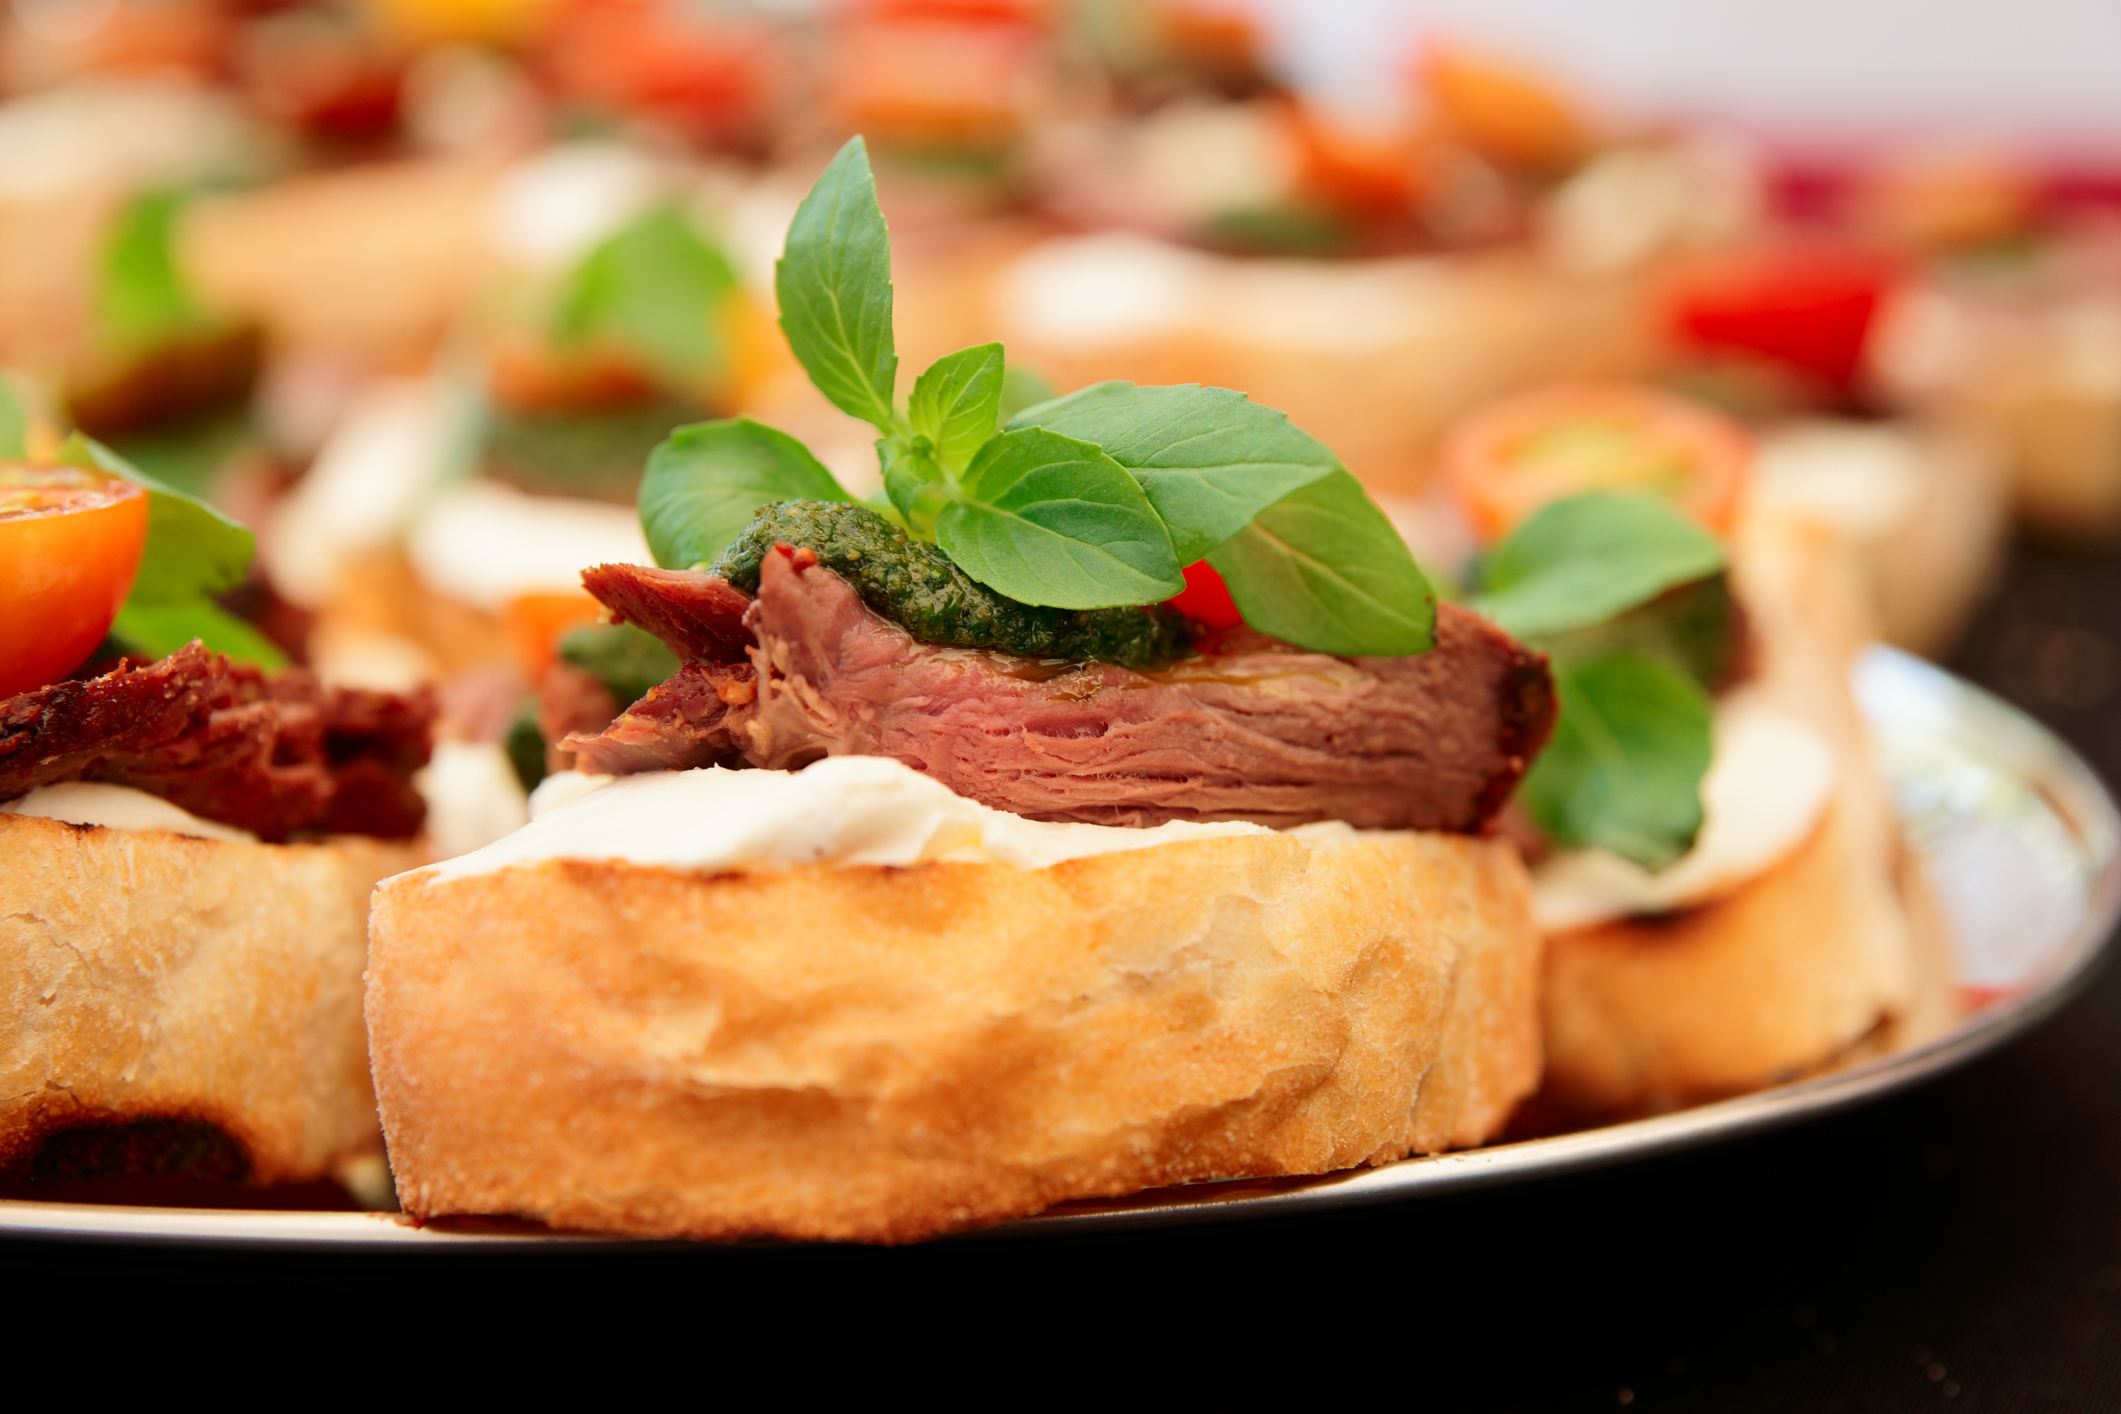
[1166, 560, 1243, 629]
[1662, 244, 1900, 393]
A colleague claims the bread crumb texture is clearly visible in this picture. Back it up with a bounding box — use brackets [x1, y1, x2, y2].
[368, 831, 1541, 1243]
[0, 815, 416, 1182]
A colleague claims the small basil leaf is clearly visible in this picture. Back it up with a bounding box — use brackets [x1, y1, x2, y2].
[640, 418, 851, 571]
[908, 342, 1004, 474]
[1206, 470, 1435, 657]
[775, 137, 898, 430]
[880, 436, 948, 537]
[1521, 653, 1713, 871]
[554, 205, 737, 397]
[57, 433, 252, 604]
[860, 488, 911, 531]
[557, 622, 680, 707]
[935, 426, 1183, 609]
[0, 373, 26, 459]
[1535, 575, 1736, 689]
[1007, 381, 1339, 564]
[112, 600, 286, 669]
[1474, 492, 1726, 640]
[505, 702, 546, 791]
[100, 190, 207, 351]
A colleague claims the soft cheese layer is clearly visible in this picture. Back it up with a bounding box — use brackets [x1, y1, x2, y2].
[2, 781, 260, 843]
[421, 754, 1311, 881]
[1532, 689, 1838, 930]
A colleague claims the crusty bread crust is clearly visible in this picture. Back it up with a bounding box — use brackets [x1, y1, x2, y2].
[0, 815, 418, 1182]
[1538, 506, 1919, 1114]
[368, 830, 1541, 1244]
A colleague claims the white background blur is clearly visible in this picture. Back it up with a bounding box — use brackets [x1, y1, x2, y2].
[1240, 0, 2121, 158]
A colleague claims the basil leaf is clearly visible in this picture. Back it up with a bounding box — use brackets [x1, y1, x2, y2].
[1521, 653, 1713, 871]
[908, 342, 1004, 474]
[57, 434, 284, 667]
[112, 601, 286, 668]
[1205, 470, 1434, 656]
[1535, 575, 1736, 690]
[1008, 381, 1338, 563]
[775, 137, 898, 430]
[57, 432, 254, 605]
[100, 190, 207, 350]
[555, 205, 737, 397]
[640, 418, 851, 571]
[558, 622, 680, 707]
[0, 373, 26, 459]
[880, 436, 948, 537]
[1474, 492, 1726, 640]
[935, 426, 1183, 609]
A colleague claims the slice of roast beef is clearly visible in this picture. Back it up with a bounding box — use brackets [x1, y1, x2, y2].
[0, 641, 434, 841]
[567, 660, 754, 775]
[580, 562, 752, 663]
[570, 549, 1554, 832]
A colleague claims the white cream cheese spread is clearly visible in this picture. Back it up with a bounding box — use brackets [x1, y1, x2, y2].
[420, 755, 1314, 881]
[2, 781, 259, 843]
[1531, 689, 1838, 931]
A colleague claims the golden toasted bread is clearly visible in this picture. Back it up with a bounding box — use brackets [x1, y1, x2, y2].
[367, 829, 1541, 1244]
[0, 815, 418, 1184]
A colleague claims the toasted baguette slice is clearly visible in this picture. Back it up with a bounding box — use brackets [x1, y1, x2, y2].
[1538, 506, 1921, 1114]
[368, 830, 1541, 1244]
[0, 815, 419, 1184]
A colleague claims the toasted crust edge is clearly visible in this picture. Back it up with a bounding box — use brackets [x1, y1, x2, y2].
[368, 830, 1541, 1244]
[0, 814, 418, 1184]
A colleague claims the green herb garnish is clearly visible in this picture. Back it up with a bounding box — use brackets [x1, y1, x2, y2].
[557, 622, 682, 709]
[54, 432, 284, 668]
[0, 374, 26, 459]
[1474, 492, 1729, 870]
[640, 135, 1433, 658]
[555, 205, 739, 398]
[99, 191, 211, 353]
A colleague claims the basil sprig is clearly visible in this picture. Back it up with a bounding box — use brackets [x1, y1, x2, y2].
[54, 431, 285, 668]
[640, 419, 849, 574]
[1474, 492, 1729, 870]
[100, 190, 212, 353]
[774, 139, 899, 429]
[642, 135, 1433, 651]
[556, 205, 738, 398]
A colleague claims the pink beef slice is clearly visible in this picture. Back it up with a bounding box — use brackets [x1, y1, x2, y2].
[570, 547, 1555, 832]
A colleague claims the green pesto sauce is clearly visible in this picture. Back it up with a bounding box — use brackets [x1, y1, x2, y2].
[709, 500, 1193, 670]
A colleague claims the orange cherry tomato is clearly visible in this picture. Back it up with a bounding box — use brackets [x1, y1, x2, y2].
[0, 464, 150, 697]
[502, 590, 604, 677]
[1440, 382, 1751, 543]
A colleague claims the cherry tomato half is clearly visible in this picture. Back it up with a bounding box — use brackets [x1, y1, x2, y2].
[1440, 382, 1751, 543]
[1166, 560, 1243, 629]
[1661, 243, 1900, 394]
[0, 464, 149, 697]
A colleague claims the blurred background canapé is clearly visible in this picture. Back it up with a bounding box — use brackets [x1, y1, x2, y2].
[0, 0, 2115, 812]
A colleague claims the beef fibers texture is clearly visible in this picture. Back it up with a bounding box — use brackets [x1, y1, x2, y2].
[367, 833, 1542, 1243]
[0, 642, 434, 841]
[572, 549, 1554, 831]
